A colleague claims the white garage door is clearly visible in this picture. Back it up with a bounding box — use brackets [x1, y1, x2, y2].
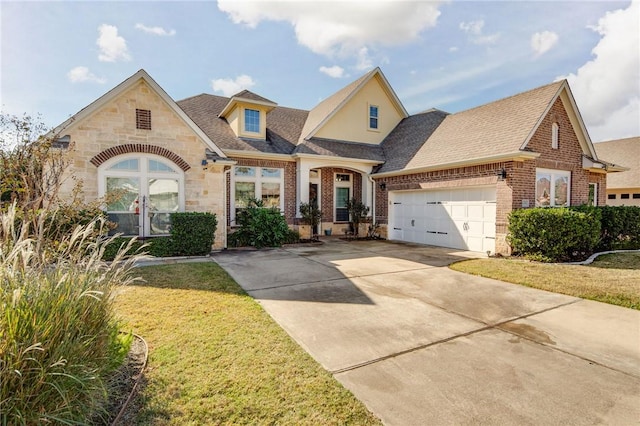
[389, 186, 496, 253]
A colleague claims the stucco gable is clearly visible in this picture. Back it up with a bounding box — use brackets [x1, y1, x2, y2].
[300, 68, 408, 145]
[53, 69, 226, 158]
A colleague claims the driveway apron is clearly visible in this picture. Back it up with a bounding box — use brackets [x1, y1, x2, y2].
[212, 239, 640, 425]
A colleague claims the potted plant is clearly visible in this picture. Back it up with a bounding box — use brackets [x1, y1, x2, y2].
[299, 202, 322, 241]
[345, 197, 369, 238]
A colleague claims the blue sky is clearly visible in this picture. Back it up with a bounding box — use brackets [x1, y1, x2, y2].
[1, 1, 638, 142]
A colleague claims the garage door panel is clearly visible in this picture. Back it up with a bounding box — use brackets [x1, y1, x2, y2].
[390, 187, 496, 253]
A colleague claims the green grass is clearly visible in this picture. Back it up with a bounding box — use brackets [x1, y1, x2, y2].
[450, 253, 640, 310]
[114, 262, 380, 425]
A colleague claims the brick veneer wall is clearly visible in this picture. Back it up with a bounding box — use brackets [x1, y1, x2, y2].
[227, 157, 297, 225]
[373, 97, 603, 254]
[319, 167, 363, 223]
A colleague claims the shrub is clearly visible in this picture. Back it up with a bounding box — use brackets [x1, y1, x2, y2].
[595, 206, 640, 250]
[170, 212, 218, 256]
[299, 202, 322, 240]
[229, 199, 290, 248]
[0, 203, 141, 424]
[284, 228, 301, 244]
[345, 198, 369, 237]
[508, 207, 600, 262]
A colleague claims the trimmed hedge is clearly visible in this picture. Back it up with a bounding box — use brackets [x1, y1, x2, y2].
[508, 205, 640, 262]
[170, 212, 218, 256]
[102, 212, 217, 260]
[508, 207, 600, 262]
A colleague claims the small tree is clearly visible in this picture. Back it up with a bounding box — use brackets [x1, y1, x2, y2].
[299, 202, 322, 241]
[345, 197, 369, 237]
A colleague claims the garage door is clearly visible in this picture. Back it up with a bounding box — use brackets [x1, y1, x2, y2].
[389, 186, 496, 253]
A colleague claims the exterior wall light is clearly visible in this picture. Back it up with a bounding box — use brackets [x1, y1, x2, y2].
[497, 168, 507, 181]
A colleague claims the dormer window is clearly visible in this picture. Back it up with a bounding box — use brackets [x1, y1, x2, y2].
[244, 109, 260, 133]
[369, 105, 379, 130]
[552, 122, 559, 149]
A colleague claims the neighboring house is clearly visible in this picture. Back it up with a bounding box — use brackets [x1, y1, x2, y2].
[593, 137, 640, 206]
[54, 68, 622, 254]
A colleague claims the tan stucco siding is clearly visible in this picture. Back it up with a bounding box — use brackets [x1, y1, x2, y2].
[314, 75, 404, 144]
[606, 188, 640, 206]
[58, 79, 227, 248]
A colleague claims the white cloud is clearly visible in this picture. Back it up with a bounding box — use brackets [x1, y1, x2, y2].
[211, 74, 256, 97]
[459, 19, 500, 45]
[560, 0, 640, 141]
[319, 65, 345, 78]
[531, 31, 559, 56]
[449, 46, 459, 53]
[97, 24, 131, 62]
[135, 23, 176, 36]
[355, 47, 373, 71]
[217, 1, 443, 58]
[67, 66, 106, 84]
[459, 20, 484, 35]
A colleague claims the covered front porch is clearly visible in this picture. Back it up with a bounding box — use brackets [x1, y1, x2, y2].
[295, 156, 379, 237]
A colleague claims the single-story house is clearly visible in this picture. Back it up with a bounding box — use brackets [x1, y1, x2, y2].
[593, 137, 640, 206]
[53, 67, 623, 254]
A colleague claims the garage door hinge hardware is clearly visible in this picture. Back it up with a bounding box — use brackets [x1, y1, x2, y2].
[393, 202, 402, 205]
[437, 232, 448, 235]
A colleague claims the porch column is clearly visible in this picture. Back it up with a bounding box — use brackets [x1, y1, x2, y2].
[363, 173, 373, 213]
[296, 160, 311, 218]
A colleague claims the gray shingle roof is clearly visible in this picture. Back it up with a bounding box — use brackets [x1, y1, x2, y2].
[593, 137, 640, 189]
[294, 138, 385, 162]
[177, 93, 305, 155]
[376, 109, 449, 173]
[231, 90, 277, 105]
[402, 80, 564, 171]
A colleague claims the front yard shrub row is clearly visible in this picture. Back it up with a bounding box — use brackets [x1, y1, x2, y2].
[580, 205, 640, 251]
[102, 212, 218, 260]
[508, 207, 600, 262]
[508, 205, 640, 262]
[0, 205, 140, 424]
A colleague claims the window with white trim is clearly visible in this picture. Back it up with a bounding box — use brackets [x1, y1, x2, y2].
[100, 155, 184, 236]
[232, 166, 284, 223]
[588, 183, 598, 206]
[552, 122, 559, 149]
[535, 168, 570, 207]
[334, 173, 352, 222]
[369, 105, 379, 130]
[244, 109, 260, 133]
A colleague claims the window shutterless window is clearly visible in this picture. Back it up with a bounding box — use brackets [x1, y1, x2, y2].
[588, 183, 598, 206]
[334, 173, 352, 222]
[535, 168, 570, 207]
[100, 155, 184, 237]
[232, 166, 284, 223]
[244, 109, 260, 133]
[608, 194, 616, 200]
[621, 193, 630, 199]
[369, 105, 379, 130]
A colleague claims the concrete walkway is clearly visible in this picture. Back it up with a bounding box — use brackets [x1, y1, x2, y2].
[212, 239, 640, 425]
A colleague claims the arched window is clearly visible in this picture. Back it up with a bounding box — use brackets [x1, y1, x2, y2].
[98, 154, 185, 236]
[552, 122, 559, 149]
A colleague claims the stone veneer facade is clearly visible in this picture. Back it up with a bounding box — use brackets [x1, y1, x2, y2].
[58, 80, 227, 248]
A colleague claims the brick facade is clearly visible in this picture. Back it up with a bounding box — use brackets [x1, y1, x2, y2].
[227, 157, 297, 226]
[319, 167, 363, 227]
[374, 97, 603, 255]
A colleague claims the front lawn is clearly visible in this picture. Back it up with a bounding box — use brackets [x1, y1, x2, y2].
[450, 252, 640, 310]
[114, 262, 380, 425]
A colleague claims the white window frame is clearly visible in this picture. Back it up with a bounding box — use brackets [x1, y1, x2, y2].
[244, 108, 261, 134]
[98, 153, 185, 236]
[368, 104, 379, 131]
[334, 173, 352, 222]
[588, 183, 598, 206]
[552, 122, 559, 149]
[231, 166, 285, 224]
[535, 168, 571, 207]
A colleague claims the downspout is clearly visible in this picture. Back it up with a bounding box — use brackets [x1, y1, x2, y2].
[223, 167, 231, 249]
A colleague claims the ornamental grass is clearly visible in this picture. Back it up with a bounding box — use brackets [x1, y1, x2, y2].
[0, 203, 141, 425]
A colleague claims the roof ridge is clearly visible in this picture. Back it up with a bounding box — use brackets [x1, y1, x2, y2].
[452, 80, 565, 116]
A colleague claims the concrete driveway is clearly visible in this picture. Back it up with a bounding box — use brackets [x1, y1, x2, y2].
[212, 239, 640, 425]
